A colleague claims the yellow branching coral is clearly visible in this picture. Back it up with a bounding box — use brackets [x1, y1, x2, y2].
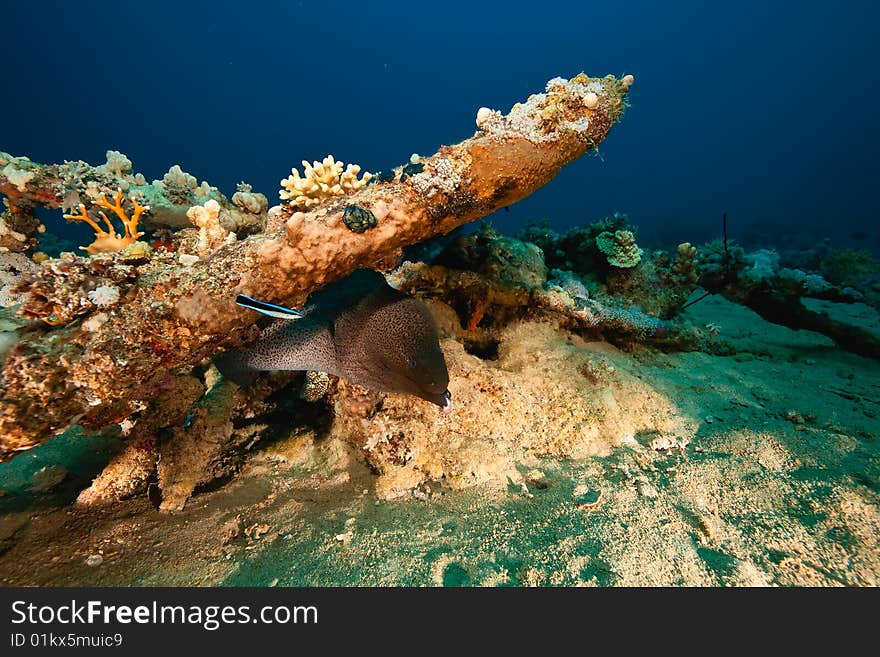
[279, 155, 371, 208]
[63, 189, 147, 255]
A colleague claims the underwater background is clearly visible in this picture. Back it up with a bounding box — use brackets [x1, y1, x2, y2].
[1, 1, 879, 587]
[5, 0, 880, 249]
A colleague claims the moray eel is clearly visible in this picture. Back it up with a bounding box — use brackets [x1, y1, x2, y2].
[215, 269, 452, 411]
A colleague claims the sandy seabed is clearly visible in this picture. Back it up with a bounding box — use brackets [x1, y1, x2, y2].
[0, 294, 877, 586]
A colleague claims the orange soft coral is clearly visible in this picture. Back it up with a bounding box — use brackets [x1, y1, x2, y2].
[63, 189, 147, 255]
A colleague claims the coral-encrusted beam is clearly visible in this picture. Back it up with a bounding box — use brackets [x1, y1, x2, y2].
[0, 72, 633, 459]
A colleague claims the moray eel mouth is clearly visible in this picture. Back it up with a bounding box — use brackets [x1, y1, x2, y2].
[440, 390, 453, 415]
[411, 384, 452, 413]
[390, 353, 450, 411]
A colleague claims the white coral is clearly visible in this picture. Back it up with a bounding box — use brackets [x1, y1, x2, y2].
[778, 268, 833, 295]
[362, 417, 395, 452]
[742, 249, 780, 284]
[153, 164, 198, 193]
[409, 158, 461, 197]
[1, 164, 35, 192]
[186, 199, 230, 256]
[479, 74, 609, 143]
[102, 150, 132, 175]
[88, 285, 120, 307]
[232, 188, 268, 215]
[568, 117, 590, 132]
[476, 107, 502, 130]
[279, 155, 372, 207]
[164, 164, 197, 189]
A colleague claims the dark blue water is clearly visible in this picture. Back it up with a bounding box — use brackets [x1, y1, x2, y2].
[4, 0, 878, 248]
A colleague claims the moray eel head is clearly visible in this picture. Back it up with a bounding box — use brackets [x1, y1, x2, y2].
[358, 295, 451, 411]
